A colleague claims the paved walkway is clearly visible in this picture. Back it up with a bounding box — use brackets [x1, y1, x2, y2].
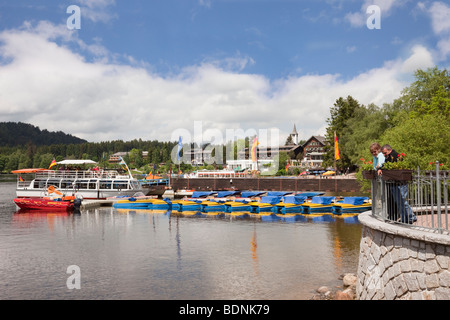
[416, 213, 449, 232]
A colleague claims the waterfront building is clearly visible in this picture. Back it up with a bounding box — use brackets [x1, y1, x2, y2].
[109, 151, 148, 163]
[301, 136, 326, 168]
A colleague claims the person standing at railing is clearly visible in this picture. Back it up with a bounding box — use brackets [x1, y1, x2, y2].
[381, 144, 417, 224]
[370, 142, 385, 175]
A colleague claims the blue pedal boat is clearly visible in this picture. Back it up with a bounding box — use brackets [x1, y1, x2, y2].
[331, 197, 371, 215]
[224, 191, 266, 212]
[176, 191, 216, 211]
[113, 197, 155, 209]
[272, 195, 308, 214]
[250, 196, 282, 213]
[202, 191, 241, 212]
[301, 196, 336, 214]
[150, 198, 173, 210]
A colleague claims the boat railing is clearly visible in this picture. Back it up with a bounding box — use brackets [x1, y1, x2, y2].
[370, 162, 449, 235]
[34, 169, 131, 180]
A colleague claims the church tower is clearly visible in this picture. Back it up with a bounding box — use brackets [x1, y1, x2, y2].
[290, 124, 298, 145]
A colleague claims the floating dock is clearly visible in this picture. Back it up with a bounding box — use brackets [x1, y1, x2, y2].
[80, 199, 115, 210]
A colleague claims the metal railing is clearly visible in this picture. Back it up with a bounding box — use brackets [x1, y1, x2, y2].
[34, 169, 130, 180]
[371, 162, 449, 235]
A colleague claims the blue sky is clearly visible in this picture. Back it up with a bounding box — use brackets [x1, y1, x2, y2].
[0, 0, 449, 144]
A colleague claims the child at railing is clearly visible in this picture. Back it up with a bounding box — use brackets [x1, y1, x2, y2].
[370, 142, 385, 176]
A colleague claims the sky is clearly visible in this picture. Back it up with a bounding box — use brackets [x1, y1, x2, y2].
[0, 0, 449, 146]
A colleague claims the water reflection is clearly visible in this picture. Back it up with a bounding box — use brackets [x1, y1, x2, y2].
[2, 198, 362, 299]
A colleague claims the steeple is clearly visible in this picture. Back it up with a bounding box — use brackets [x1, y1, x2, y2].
[290, 124, 298, 145]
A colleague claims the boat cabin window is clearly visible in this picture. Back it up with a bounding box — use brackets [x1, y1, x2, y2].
[60, 180, 74, 189]
[113, 181, 129, 190]
[75, 180, 89, 189]
[131, 181, 139, 189]
[100, 180, 113, 189]
[46, 180, 61, 188]
[33, 179, 47, 189]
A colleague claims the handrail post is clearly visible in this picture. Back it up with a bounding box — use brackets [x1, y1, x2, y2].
[436, 161, 442, 234]
[371, 177, 377, 216]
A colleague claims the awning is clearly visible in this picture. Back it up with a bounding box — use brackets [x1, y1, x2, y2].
[191, 191, 217, 198]
[241, 191, 265, 198]
[283, 195, 307, 205]
[267, 191, 292, 197]
[11, 168, 47, 174]
[57, 160, 97, 165]
[311, 196, 336, 205]
[343, 197, 369, 205]
[146, 174, 162, 179]
[216, 191, 241, 198]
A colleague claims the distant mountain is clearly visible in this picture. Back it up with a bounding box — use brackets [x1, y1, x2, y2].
[0, 122, 87, 147]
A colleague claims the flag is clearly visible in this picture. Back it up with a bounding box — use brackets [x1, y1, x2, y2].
[19, 176, 24, 182]
[118, 156, 131, 174]
[49, 159, 57, 169]
[177, 136, 182, 161]
[334, 132, 340, 160]
[251, 136, 259, 162]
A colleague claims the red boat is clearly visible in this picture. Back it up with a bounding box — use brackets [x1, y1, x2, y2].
[14, 197, 75, 211]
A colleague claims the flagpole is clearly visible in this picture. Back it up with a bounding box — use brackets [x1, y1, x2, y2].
[334, 131, 339, 192]
[334, 131, 337, 177]
[177, 136, 182, 177]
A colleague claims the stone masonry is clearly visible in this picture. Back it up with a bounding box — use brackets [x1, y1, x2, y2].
[357, 212, 450, 300]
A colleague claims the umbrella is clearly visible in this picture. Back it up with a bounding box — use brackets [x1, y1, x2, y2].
[299, 171, 308, 176]
[322, 170, 336, 176]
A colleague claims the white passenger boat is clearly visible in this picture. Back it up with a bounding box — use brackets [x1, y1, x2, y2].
[13, 159, 142, 200]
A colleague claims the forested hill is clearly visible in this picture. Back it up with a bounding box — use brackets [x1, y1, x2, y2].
[0, 122, 87, 147]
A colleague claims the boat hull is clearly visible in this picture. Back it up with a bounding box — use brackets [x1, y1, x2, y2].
[17, 188, 139, 200]
[14, 198, 75, 211]
[331, 203, 372, 215]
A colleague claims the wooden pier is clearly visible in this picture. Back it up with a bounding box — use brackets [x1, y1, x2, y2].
[80, 199, 115, 210]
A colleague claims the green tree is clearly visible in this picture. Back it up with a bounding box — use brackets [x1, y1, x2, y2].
[341, 103, 389, 165]
[399, 67, 450, 112]
[378, 67, 450, 169]
[324, 96, 362, 170]
[380, 113, 449, 169]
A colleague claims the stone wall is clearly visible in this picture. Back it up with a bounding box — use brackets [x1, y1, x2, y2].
[357, 212, 450, 300]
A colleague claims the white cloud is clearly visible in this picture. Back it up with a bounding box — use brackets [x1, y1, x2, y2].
[418, 1, 450, 61]
[75, 0, 118, 23]
[437, 37, 450, 60]
[345, 12, 365, 28]
[198, 0, 212, 8]
[427, 1, 450, 35]
[400, 45, 435, 73]
[0, 21, 435, 144]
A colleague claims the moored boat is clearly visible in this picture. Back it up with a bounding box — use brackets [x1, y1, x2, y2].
[13, 185, 82, 212]
[14, 197, 76, 211]
[301, 196, 336, 214]
[13, 159, 142, 200]
[173, 191, 216, 211]
[224, 191, 265, 212]
[250, 196, 282, 213]
[201, 191, 241, 212]
[113, 198, 155, 209]
[331, 197, 371, 215]
[272, 195, 308, 214]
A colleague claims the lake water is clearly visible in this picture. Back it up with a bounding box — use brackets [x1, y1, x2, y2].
[0, 181, 362, 300]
